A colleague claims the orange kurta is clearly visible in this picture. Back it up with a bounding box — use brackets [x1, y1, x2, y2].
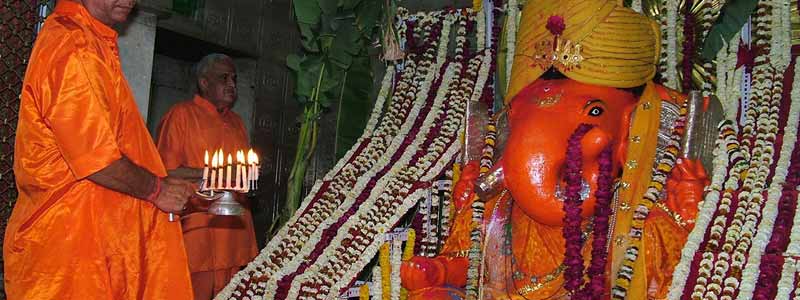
[4, 1, 193, 299]
[156, 95, 258, 298]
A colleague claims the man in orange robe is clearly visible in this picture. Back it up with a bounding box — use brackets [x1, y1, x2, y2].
[5, 0, 196, 299]
[156, 53, 258, 300]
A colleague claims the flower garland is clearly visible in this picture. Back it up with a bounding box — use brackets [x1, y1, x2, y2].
[710, 5, 786, 297]
[273, 14, 456, 299]
[286, 50, 491, 300]
[681, 0, 696, 92]
[217, 61, 399, 299]
[663, 0, 679, 89]
[562, 125, 615, 299]
[504, 0, 518, 90]
[217, 12, 467, 300]
[359, 283, 370, 300]
[380, 242, 391, 300]
[372, 264, 383, 300]
[562, 124, 595, 294]
[391, 239, 403, 300]
[739, 61, 795, 300]
[465, 90, 500, 300]
[750, 59, 800, 300]
[672, 4, 786, 297]
[769, 0, 791, 72]
[631, 0, 642, 13]
[287, 58, 460, 299]
[611, 99, 688, 299]
[667, 121, 740, 300]
[439, 176, 453, 249]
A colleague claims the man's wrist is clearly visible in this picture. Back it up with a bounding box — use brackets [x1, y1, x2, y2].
[146, 177, 162, 202]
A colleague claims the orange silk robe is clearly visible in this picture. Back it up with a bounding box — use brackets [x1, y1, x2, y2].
[4, 1, 193, 299]
[156, 95, 258, 297]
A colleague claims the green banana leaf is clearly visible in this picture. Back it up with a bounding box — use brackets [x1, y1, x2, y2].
[700, 0, 758, 61]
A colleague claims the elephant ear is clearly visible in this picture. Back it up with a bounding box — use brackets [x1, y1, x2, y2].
[680, 92, 725, 174]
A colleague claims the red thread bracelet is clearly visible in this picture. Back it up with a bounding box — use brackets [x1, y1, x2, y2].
[146, 177, 162, 202]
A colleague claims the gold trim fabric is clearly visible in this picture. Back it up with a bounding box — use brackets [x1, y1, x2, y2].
[505, 0, 661, 103]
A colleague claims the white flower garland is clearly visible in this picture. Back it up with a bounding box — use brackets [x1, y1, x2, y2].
[769, 0, 791, 71]
[390, 239, 403, 300]
[776, 61, 800, 300]
[664, 0, 679, 89]
[288, 51, 491, 299]
[695, 6, 783, 296]
[667, 121, 736, 300]
[476, 8, 486, 51]
[259, 15, 456, 299]
[372, 264, 383, 299]
[737, 65, 796, 300]
[504, 0, 518, 90]
[286, 55, 466, 299]
[632, 0, 642, 13]
[217, 13, 465, 298]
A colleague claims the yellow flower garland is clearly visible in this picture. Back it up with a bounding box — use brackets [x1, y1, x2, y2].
[360, 284, 370, 300]
[380, 243, 391, 300]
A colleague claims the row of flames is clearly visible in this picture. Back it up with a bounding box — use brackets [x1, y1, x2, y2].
[201, 149, 259, 192]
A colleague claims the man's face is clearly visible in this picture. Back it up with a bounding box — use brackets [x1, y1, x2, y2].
[82, 0, 136, 26]
[200, 60, 238, 108]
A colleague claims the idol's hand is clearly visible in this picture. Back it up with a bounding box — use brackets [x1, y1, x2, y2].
[453, 161, 480, 210]
[152, 176, 194, 214]
[665, 158, 709, 229]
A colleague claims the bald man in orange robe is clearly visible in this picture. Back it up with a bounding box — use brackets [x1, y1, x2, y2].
[4, 0, 195, 299]
[156, 54, 258, 300]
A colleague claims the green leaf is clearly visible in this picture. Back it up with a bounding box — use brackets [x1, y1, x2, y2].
[298, 23, 320, 52]
[319, 0, 338, 15]
[334, 55, 373, 159]
[339, 0, 361, 10]
[294, 56, 324, 99]
[287, 54, 302, 71]
[355, 0, 381, 37]
[328, 22, 359, 68]
[700, 0, 758, 61]
[294, 0, 321, 24]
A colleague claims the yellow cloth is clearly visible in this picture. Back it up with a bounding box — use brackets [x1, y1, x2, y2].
[506, 0, 661, 103]
[5, 1, 193, 299]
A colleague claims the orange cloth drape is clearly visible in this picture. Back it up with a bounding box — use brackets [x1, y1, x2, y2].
[156, 95, 258, 299]
[4, 1, 193, 299]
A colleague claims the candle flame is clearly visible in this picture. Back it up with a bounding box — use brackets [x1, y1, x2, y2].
[218, 149, 224, 166]
[204, 150, 209, 165]
[247, 149, 255, 164]
[227, 153, 233, 165]
[211, 151, 218, 168]
[237, 150, 245, 164]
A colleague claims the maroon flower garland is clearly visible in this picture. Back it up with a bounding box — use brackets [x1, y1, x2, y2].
[562, 124, 615, 298]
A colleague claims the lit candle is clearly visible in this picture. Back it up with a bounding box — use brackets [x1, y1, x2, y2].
[248, 149, 256, 190]
[235, 150, 243, 190]
[217, 149, 224, 189]
[202, 150, 209, 190]
[241, 151, 249, 192]
[253, 153, 259, 189]
[226, 153, 233, 189]
[210, 151, 217, 189]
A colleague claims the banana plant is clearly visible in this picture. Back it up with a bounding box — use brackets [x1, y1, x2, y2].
[279, 0, 386, 227]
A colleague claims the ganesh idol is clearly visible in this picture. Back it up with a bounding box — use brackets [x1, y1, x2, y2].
[400, 0, 713, 299]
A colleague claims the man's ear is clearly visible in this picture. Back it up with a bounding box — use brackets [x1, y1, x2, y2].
[198, 77, 209, 95]
[614, 103, 637, 165]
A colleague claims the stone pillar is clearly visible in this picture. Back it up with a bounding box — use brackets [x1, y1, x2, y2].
[116, 10, 157, 120]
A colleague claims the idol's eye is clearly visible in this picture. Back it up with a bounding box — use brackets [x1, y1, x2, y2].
[588, 106, 604, 117]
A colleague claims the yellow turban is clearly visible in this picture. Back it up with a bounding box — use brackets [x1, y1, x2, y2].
[505, 0, 661, 103]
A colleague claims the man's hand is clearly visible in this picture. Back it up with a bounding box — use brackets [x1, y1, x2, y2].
[151, 177, 195, 214]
